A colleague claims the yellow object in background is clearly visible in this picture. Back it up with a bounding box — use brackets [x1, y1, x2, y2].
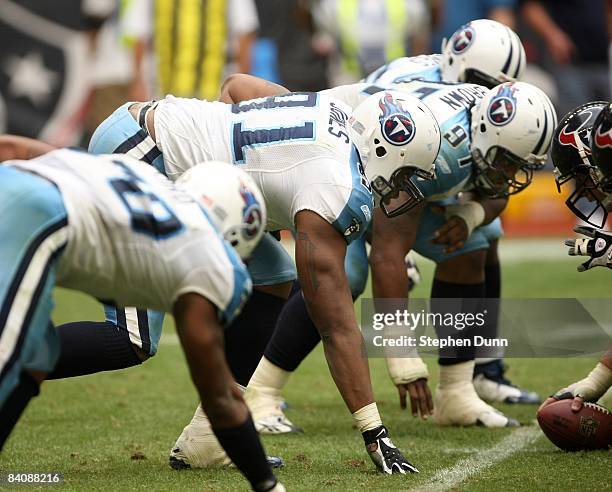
[502, 171, 577, 236]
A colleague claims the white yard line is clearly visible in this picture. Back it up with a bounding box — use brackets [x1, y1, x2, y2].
[413, 426, 542, 492]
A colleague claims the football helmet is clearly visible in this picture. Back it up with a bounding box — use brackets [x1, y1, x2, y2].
[348, 90, 441, 217]
[176, 161, 266, 259]
[552, 101, 608, 228]
[440, 19, 526, 89]
[471, 81, 557, 198]
[591, 102, 612, 192]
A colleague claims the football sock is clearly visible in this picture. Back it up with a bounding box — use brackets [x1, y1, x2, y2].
[224, 290, 285, 387]
[438, 360, 476, 390]
[47, 321, 142, 379]
[248, 357, 292, 397]
[213, 415, 277, 492]
[0, 371, 39, 451]
[430, 279, 485, 366]
[263, 288, 321, 372]
[476, 262, 502, 365]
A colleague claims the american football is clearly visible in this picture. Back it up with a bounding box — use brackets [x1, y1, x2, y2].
[537, 400, 612, 451]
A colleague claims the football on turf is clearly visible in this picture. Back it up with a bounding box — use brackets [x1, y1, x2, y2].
[537, 399, 612, 451]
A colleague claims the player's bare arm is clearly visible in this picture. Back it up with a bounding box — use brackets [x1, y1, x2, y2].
[369, 203, 433, 419]
[173, 293, 280, 491]
[218, 74, 290, 104]
[432, 195, 508, 254]
[0, 135, 56, 162]
[294, 210, 374, 413]
[173, 293, 247, 427]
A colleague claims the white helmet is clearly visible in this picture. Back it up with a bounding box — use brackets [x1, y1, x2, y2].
[176, 161, 266, 259]
[440, 19, 526, 89]
[470, 81, 557, 197]
[348, 90, 441, 217]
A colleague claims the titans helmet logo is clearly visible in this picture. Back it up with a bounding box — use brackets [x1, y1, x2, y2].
[487, 85, 517, 126]
[451, 25, 475, 54]
[379, 93, 416, 146]
[239, 182, 263, 240]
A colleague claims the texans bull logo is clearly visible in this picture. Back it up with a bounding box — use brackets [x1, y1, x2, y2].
[487, 85, 517, 126]
[558, 106, 600, 151]
[379, 93, 416, 146]
[451, 25, 475, 54]
[239, 182, 263, 240]
[594, 125, 612, 150]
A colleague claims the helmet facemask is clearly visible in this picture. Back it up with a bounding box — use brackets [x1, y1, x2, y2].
[556, 164, 609, 228]
[371, 165, 435, 218]
[472, 146, 537, 198]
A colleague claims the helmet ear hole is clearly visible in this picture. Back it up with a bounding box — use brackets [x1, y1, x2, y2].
[448, 57, 454, 66]
[374, 138, 380, 144]
[480, 123, 487, 133]
[376, 146, 387, 157]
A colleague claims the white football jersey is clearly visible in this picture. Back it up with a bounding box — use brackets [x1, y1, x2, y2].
[153, 93, 373, 242]
[9, 149, 249, 322]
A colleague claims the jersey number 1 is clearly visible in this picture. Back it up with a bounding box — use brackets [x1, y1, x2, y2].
[231, 93, 318, 163]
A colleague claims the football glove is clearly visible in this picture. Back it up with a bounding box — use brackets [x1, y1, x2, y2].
[362, 425, 419, 474]
[553, 362, 612, 403]
[566, 226, 612, 272]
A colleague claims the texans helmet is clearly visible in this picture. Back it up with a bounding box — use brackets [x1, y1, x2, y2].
[552, 101, 608, 228]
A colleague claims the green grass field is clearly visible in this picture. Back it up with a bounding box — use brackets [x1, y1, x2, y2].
[1, 242, 611, 491]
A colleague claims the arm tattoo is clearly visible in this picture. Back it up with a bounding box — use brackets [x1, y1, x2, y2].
[297, 232, 320, 293]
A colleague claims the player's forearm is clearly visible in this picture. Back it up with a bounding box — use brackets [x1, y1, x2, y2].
[296, 232, 374, 413]
[306, 270, 375, 413]
[370, 251, 410, 300]
[475, 195, 508, 225]
[218, 74, 290, 104]
[0, 135, 56, 162]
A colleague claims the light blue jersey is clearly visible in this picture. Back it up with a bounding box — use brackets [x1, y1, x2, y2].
[329, 72, 503, 295]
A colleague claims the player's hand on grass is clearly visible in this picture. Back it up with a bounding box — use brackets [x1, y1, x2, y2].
[566, 226, 612, 271]
[362, 426, 419, 474]
[386, 357, 433, 419]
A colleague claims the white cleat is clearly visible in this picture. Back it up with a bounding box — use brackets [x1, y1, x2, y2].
[433, 384, 519, 428]
[245, 386, 303, 434]
[473, 373, 541, 404]
[169, 405, 231, 469]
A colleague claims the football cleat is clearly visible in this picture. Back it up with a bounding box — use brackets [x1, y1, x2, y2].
[362, 425, 418, 474]
[473, 360, 541, 404]
[169, 405, 285, 469]
[245, 386, 303, 434]
[433, 383, 519, 427]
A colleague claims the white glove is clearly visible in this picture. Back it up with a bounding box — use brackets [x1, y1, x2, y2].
[444, 200, 486, 238]
[566, 226, 612, 272]
[553, 362, 612, 403]
[386, 356, 429, 385]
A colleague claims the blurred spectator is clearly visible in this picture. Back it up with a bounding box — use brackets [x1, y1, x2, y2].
[0, 0, 114, 145]
[312, 0, 429, 85]
[84, 0, 154, 142]
[131, 0, 259, 101]
[431, 0, 517, 52]
[521, 0, 610, 117]
[254, 0, 329, 91]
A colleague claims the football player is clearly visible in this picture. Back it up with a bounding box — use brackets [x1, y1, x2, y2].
[0, 148, 285, 492]
[245, 19, 540, 436]
[542, 102, 612, 412]
[60, 86, 440, 473]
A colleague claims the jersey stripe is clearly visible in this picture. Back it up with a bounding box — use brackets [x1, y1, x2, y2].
[0, 218, 68, 383]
